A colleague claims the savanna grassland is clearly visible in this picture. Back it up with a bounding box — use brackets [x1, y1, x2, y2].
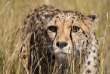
[0, 0, 110, 74]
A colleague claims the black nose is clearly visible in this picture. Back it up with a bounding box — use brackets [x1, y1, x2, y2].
[56, 41, 68, 49]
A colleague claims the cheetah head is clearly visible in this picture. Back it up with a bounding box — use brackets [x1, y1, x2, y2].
[46, 11, 98, 60]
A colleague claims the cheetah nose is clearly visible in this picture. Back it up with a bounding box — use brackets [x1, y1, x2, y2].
[56, 41, 68, 49]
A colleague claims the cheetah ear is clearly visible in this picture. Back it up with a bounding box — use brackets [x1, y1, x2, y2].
[87, 14, 98, 23]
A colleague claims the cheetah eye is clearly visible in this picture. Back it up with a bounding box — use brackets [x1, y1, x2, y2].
[48, 26, 57, 32]
[71, 26, 80, 33]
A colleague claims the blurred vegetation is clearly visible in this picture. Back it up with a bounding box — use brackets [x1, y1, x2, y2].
[0, 0, 110, 74]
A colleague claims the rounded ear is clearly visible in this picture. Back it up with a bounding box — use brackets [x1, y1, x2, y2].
[87, 14, 98, 23]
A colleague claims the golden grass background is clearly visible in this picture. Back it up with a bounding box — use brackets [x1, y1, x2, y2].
[0, 0, 110, 74]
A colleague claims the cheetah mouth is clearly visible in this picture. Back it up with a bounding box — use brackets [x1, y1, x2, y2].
[56, 51, 71, 56]
[53, 46, 73, 58]
[54, 49, 72, 55]
[54, 49, 73, 60]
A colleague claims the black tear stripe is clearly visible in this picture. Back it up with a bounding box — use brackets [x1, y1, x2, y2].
[70, 29, 72, 41]
[52, 30, 57, 45]
[70, 30, 75, 54]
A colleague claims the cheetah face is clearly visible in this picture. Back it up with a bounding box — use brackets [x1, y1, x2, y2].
[46, 12, 98, 59]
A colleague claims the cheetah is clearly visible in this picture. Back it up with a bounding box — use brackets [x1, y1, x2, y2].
[21, 5, 99, 74]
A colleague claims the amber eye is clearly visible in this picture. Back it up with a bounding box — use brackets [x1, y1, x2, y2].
[48, 26, 57, 32]
[71, 26, 80, 33]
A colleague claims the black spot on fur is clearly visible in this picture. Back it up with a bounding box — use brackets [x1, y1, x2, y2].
[27, 14, 30, 18]
[87, 69, 91, 73]
[31, 16, 34, 21]
[86, 40, 89, 47]
[87, 40, 89, 44]
[81, 14, 84, 17]
[36, 14, 39, 18]
[93, 50, 96, 53]
[24, 20, 27, 25]
[94, 57, 97, 60]
[88, 52, 91, 54]
[56, 16, 59, 18]
[55, 9, 60, 11]
[85, 34, 87, 37]
[94, 65, 97, 68]
[88, 61, 91, 65]
[34, 8, 38, 12]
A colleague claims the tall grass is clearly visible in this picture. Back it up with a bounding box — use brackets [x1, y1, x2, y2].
[0, 0, 110, 74]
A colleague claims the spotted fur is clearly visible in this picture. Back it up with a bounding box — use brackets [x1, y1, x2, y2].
[21, 5, 99, 74]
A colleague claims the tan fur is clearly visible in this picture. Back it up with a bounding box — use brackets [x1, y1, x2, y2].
[21, 5, 99, 74]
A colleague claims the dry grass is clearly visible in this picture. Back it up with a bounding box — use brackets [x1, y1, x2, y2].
[0, 0, 110, 74]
